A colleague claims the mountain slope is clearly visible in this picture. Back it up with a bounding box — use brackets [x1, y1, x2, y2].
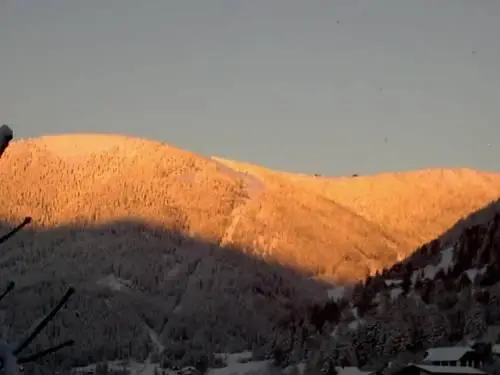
[2, 135, 499, 282]
[0, 133, 499, 368]
[1, 134, 499, 286]
[0, 134, 397, 281]
[306, 207, 500, 375]
[215, 157, 500, 255]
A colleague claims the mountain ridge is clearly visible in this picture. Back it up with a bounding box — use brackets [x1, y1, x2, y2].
[2, 133, 499, 282]
[1, 132, 500, 370]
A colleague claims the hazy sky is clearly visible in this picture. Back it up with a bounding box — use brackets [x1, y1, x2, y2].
[1, 1, 499, 176]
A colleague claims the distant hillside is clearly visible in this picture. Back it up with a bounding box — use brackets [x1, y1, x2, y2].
[216, 157, 500, 255]
[304, 204, 500, 375]
[0, 133, 499, 369]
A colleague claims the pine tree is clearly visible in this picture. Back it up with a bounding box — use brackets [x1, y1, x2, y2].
[464, 303, 487, 340]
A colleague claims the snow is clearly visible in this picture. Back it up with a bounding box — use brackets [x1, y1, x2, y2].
[390, 287, 402, 300]
[422, 346, 472, 362]
[414, 247, 456, 281]
[96, 274, 132, 291]
[330, 325, 340, 337]
[423, 265, 437, 280]
[348, 308, 365, 331]
[214, 352, 253, 365]
[348, 319, 363, 330]
[146, 327, 164, 354]
[283, 363, 305, 375]
[210, 352, 274, 375]
[411, 270, 420, 285]
[437, 247, 454, 272]
[412, 364, 486, 374]
[384, 279, 402, 287]
[465, 269, 479, 282]
[335, 367, 375, 375]
[328, 285, 346, 301]
[207, 360, 271, 375]
[73, 359, 168, 375]
[74, 357, 271, 375]
[352, 307, 359, 319]
[211, 158, 266, 197]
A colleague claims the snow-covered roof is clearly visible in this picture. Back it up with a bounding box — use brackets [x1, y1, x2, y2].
[412, 364, 486, 375]
[335, 366, 375, 375]
[423, 346, 473, 362]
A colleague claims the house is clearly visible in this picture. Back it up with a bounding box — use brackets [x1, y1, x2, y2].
[422, 347, 484, 368]
[396, 364, 486, 375]
[335, 366, 381, 375]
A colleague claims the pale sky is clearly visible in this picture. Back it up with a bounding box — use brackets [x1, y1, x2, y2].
[1, 1, 499, 176]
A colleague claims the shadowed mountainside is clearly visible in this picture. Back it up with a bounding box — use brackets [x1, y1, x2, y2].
[2, 200, 498, 373]
[1, 134, 499, 284]
[303, 202, 500, 375]
[0, 219, 327, 369]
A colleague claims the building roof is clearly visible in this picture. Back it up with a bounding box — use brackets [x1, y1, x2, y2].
[335, 366, 374, 375]
[412, 364, 486, 375]
[423, 347, 473, 362]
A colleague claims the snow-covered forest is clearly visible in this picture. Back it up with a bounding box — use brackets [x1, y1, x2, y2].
[1, 129, 500, 375]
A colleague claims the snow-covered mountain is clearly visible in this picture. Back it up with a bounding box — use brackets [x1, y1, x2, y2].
[300, 206, 500, 375]
[0, 132, 499, 374]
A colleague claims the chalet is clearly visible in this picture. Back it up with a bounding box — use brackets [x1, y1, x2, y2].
[422, 347, 484, 368]
[396, 364, 486, 375]
[335, 366, 381, 375]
